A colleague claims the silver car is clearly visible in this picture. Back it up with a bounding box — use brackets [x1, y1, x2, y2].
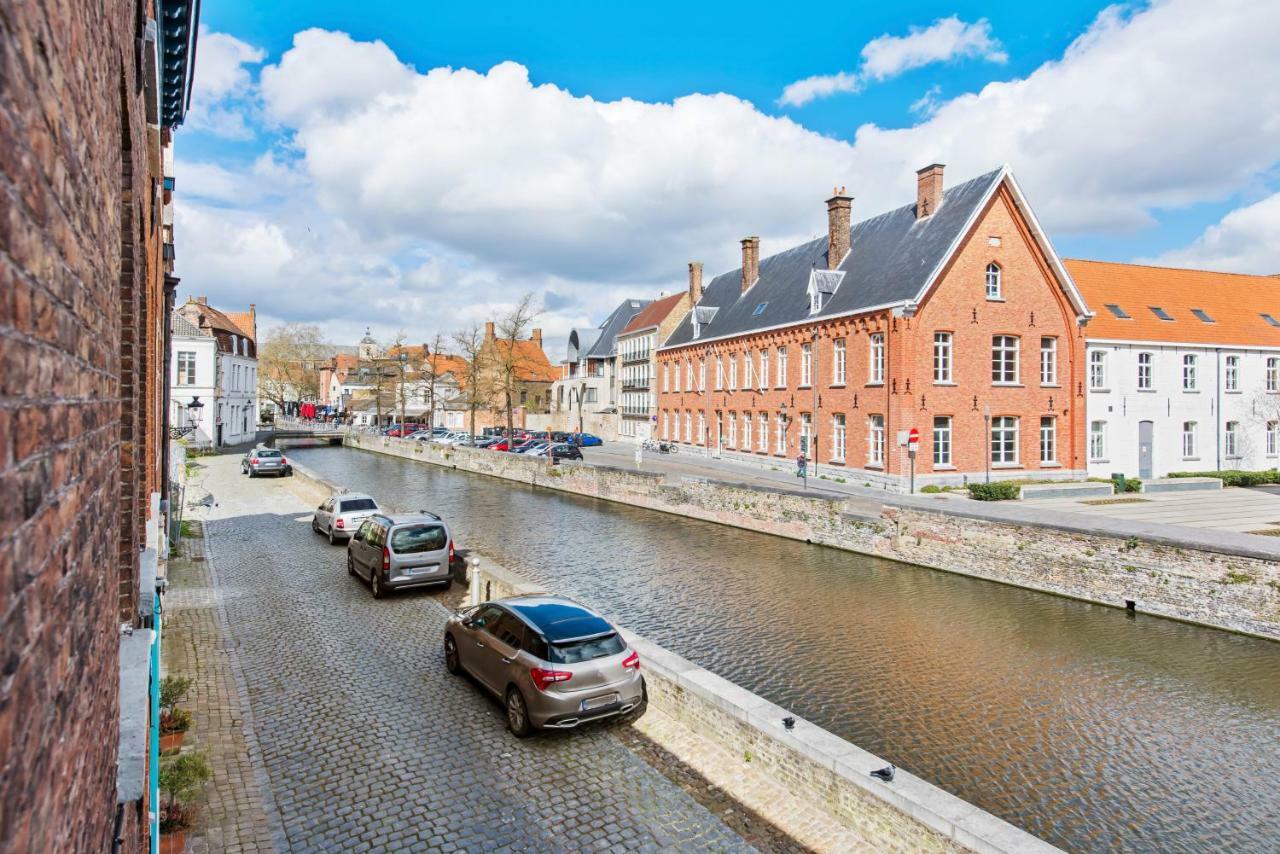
[444, 595, 645, 737]
[241, 447, 291, 477]
[347, 512, 454, 598]
[312, 492, 380, 545]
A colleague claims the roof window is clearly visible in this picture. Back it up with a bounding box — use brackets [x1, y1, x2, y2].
[1149, 306, 1174, 321]
[1263, 313, 1280, 328]
[1190, 308, 1215, 323]
[752, 302, 768, 316]
[1104, 304, 1131, 319]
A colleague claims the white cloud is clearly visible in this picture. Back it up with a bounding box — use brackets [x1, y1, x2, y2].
[186, 29, 266, 138]
[779, 16, 1005, 107]
[1146, 193, 1280, 274]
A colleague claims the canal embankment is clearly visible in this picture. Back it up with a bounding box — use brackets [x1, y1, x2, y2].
[344, 433, 1280, 641]
[287, 459, 1058, 853]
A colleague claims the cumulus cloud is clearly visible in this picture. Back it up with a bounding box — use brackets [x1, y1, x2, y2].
[779, 16, 1005, 107]
[1146, 193, 1280, 274]
[186, 29, 266, 138]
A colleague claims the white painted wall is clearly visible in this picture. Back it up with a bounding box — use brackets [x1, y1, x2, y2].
[170, 334, 258, 447]
[1085, 340, 1280, 478]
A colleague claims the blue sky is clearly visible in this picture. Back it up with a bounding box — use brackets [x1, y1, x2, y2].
[175, 0, 1280, 348]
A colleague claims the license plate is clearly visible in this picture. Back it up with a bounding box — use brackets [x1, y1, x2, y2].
[581, 694, 618, 712]
[409, 565, 438, 575]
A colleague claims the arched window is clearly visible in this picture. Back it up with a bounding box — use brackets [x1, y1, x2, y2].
[985, 263, 1002, 299]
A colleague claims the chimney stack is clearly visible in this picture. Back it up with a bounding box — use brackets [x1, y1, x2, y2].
[826, 187, 852, 269]
[740, 237, 760, 294]
[194, 295, 207, 305]
[484, 321, 495, 343]
[531, 328, 542, 347]
[916, 163, 945, 219]
[688, 262, 703, 304]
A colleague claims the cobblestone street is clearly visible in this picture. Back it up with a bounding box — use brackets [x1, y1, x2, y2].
[172, 452, 760, 852]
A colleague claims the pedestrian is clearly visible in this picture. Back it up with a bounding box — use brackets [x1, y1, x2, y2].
[635, 442, 643, 470]
[795, 453, 807, 478]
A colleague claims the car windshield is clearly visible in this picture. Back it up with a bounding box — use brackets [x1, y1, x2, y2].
[339, 498, 377, 512]
[257, 450, 282, 458]
[390, 524, 447, 554]
[548, 632, 625, 664]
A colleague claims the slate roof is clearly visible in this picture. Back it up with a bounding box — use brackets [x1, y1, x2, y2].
[663, 167, 1005, 349]
[584, 299, 649, 358]
[1068, 259, 1280, 347]
[171, 312, 204, 338]
[565, 328, 600, 363]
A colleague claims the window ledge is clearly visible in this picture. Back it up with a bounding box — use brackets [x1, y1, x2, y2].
[933, 464, 957, 471]
[865, 464, 884, 470]
[992, 383, 1025, 388]
[991, 462, 1023, 469]
[829, 383, 847, 389]
[1182, 457, 1200, 462]
[1090, 458, 1109, 464]
[987, 297, 1007, 303]
[1040, 383, 1061, 388]
[1225, 390, 1242, 395]
[1040, 462, 1062, 468]
[933, 381, 957, 387]
[1137, 388, 1157, 393]
[865, 382, 885, 388]
[1182, 389, 1200, 394]
[798, 384, 812, 389]
[1089, 387, 1110, 393]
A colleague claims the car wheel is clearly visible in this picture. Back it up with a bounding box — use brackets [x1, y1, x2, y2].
[328, 526, 338, 546]
[347, 553, 356, 577]
[444, 635, 461, 675]
[438, 577, 453, 592]
[506, 686, 533, 738]
[247, 469, 255, 478]
[312, 517, 321, 534]
[370, 569, 385, 599]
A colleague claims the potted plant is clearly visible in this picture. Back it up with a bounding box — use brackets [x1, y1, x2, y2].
[159, 675, 192, 753]
[158, 752, 210, 854]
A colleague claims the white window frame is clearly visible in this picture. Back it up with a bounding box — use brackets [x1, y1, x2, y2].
[1137, 352, 1153, 390]
[1268, 358, 1280, 392]
[1225, 421, 1239, 458]
[867, 415, 885, 466]
[697, 411, 706, 445]
[933, 416, 952, 467]
[776, 347, 787, 389]
[715, 357, 724, 390]
[1225, 355, 1239, 392]
[177, 351, 197, 385]
[993, 336, 1020, 385]
[1089, 420, 1106, 461]
[800, 343, 812, 387]
[758, 412, 768, 452]
[1182, 421, 1196, 458]
[728, 355, 737, 390]
[728, 412, 737, 448]
[833, 339, 846, 385]
[869, 333, 885, 384]
[775, 412, 787, 454]
[985, 263, 1002, 300]
[1182, 354, 1197, 391]
[1040, 337, 1057, 386]
[1089, 350, 1107, 390]
[1269, 421, 1280, 456]
[832, 413, 846, 461]
[992, 416, 1020, 465]
[1040, 416, 1057, 464]
[742, 411, 752, 451]
[933, 333, 952, 383]
[759, 349, 769, 390]
[684, 411, 692, 443]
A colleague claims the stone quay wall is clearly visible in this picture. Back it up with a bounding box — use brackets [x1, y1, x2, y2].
[344, 433, 1280, 640]
[463, 561, 1055, 853]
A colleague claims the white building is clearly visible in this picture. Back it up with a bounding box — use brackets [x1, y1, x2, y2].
[170, 298, 258, 447]
[1071, 260, 1280, 478]
[551, 299, 648, 438]
[615, 290, 692, 441]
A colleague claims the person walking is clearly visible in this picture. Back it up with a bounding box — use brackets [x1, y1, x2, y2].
[795, 453, 807, 478]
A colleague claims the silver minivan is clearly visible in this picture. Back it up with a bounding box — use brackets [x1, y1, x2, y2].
[347, 512, 454, 598]
[444, 595, 645, 737]
[312, 492, 379, 545]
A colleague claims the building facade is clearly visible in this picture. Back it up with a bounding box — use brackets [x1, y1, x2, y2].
[656, 165, 1091, 491]
[170, 298, 259, 447]
[1, 0, 198, 850]
[1070, 260, 1280, 478]
[616, 291, 691, 440]
[552, 300, 648, 437]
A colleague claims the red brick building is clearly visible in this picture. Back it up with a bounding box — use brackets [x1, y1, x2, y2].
[1, 1, 198, 851]
[656, 165, 1092, 491]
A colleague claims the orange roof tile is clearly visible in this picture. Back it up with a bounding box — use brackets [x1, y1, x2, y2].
[489, 338, 556, 383]
[622, 292, 685, 334]
[226, 311, 256, 341]
[1067, 259, 1280, 347]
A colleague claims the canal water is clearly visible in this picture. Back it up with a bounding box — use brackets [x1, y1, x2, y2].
[289, 446, 1280, 852]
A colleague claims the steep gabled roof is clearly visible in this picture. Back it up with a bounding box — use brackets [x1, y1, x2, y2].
[225, 311, 256, 342]
[171, 311, 205, 339]
[662, 166, 1084, 350]
[584, 299, 649, 358]
[177, 300, 252, 339]
[490, 339, 557, 383]
[1067, 259, 1280, 347]
[622, 292, 685, 335]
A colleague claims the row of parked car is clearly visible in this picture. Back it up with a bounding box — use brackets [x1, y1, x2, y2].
[386, 425, 602, 462]
[309, 488, 645, 736]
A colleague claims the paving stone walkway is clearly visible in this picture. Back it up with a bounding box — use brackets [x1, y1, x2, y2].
[171, 453, 767, 852]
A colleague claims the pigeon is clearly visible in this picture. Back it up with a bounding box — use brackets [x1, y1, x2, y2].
[782, 716, 796, 730]
[871, 765, 895, 783]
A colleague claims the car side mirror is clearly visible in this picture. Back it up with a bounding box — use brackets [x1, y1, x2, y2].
[353, 531, 364, 542]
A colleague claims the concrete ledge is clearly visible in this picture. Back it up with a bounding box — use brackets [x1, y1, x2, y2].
[1019, 482, 1113, 500]
[1141, 476, 1223, 493]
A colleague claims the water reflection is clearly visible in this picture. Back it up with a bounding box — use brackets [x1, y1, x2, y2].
[291, 447, 1280, 852]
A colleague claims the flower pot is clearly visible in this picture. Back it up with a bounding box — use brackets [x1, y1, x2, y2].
[159, 830, 186, 854]
[159, 730, 186, 753]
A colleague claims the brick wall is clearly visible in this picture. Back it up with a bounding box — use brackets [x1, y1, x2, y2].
[346, 434, 1280, 640]
[1, 1, 163, 850]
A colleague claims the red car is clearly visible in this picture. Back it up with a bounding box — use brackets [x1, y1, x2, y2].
[488, 439, 513, 451]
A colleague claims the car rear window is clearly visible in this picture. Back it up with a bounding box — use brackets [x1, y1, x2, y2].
[257, 450, 282, 458]
[339, 498, 377, 512]
[548, 632, 625, 664]
[390, 524, 447, 554]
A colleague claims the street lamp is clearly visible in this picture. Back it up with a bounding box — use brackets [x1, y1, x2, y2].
[186, 396, 205, 429]
[577, 380, 587, 440]
[983, 405, 992, 484]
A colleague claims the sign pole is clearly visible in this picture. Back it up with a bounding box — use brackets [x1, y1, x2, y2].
[907, 426, 920, 494]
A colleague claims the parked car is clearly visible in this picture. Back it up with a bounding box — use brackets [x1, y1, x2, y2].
[568, 433, 603, 447]
[444, 595, 645, 737]
[241, 448, 292, 477]
[347, 512, 454, 598]
[511, 440, 544, 454]
[385, 424, 425, 438]
[488, 439, 514, 451]
[312, 492, 380, 545]
[548, 443, 584, 462]
[473, 437, 500, 448]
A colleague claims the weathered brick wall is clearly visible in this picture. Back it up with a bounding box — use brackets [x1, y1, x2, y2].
[346, 435, 1280, 639]
[1, 1, 160, 851]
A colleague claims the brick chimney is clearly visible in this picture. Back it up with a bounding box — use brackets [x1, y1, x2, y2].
[740, 237, 760, 294]
[826, 187, 852, 269]
[916, 163, 945, 219]
[484, 321, 495, 343]
[194, 295, 207, 305]
[688, 261, 703, 304]
[531, 328, 542, 347]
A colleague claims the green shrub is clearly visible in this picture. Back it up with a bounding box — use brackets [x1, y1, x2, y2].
[160, 675, 191, 711]
[920, 484, 943, 494]
[1167, 469, 1280, 487]
[966, 481, 1021, 501]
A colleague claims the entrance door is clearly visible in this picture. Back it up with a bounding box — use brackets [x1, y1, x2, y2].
[1138, 420, 1154, 479]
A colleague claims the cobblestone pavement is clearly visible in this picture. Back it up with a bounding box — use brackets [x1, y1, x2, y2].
[190, 452, 759, 852]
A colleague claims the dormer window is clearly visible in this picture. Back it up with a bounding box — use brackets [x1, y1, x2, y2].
[810, 291, 821, 314]
[807, 269, 844, 316]
[985, 263, 1002, 300]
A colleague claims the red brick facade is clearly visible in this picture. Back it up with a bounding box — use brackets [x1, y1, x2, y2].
[1, 1, 174, 850]
[656, 180, 1086, 489]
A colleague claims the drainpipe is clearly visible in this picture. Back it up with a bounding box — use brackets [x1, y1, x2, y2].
[1216, 348, 1222, 471]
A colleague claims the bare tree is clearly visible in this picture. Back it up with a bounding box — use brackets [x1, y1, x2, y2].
[492, 293, 543, 441]
[453, 323, 493, 443]
[420, 332, 446, 428]
[258, 323, 329, 413]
